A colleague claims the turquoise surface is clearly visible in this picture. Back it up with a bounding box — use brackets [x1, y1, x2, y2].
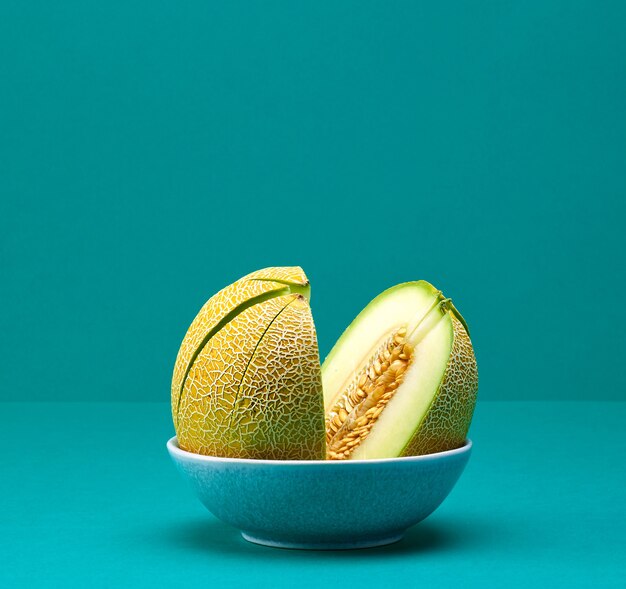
[1, 402, 624, 587]
[1, 1, 626, 403]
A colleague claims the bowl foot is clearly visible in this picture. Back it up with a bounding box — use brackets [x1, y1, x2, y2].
[241, 531, 404, 550]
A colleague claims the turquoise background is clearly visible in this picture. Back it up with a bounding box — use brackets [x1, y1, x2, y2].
[1, 0, 625, 402]
[1, 4, 625, 587]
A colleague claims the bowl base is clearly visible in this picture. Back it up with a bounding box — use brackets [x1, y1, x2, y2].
[241, 531, 404, 550]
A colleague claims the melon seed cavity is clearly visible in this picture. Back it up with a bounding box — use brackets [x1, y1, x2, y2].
[325, 328, 413, 459]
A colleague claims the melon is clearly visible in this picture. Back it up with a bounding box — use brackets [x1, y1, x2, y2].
[171, 270, 478, 461]
[172, 267, 325, 459]
[322, 281, 478, 459]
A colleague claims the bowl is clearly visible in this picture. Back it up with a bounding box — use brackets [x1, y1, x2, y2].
[167, 437, 472, 550]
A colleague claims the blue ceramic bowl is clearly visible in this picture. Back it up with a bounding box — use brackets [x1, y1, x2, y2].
[167, 437, 472, 550]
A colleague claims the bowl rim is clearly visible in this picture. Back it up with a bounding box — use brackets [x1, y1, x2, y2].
[167, 436, 472, 466]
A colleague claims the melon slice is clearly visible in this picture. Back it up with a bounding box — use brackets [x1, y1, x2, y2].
[322, 281, 478, 460]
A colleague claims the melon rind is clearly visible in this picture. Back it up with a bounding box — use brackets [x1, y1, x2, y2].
[229, 296, 326, 459]
[171, 266, 308, 428]
[172, 267, 325, 459]
[176, 294, 294, 455]
[401, 315, 477, 456]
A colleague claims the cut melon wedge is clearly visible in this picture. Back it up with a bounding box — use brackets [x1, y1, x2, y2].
[322, 281, 478, 460]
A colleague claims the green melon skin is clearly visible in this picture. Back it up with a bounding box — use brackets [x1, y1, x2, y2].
[322, 281, 478, 459]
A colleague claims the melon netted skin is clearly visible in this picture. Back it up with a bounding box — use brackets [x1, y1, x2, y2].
[171, 267, 326, 460]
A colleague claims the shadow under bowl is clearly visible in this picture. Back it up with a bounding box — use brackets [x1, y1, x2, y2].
[167, 437, 472, 550]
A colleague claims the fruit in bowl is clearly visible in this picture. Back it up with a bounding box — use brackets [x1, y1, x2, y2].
[171, 267, 477, 461]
